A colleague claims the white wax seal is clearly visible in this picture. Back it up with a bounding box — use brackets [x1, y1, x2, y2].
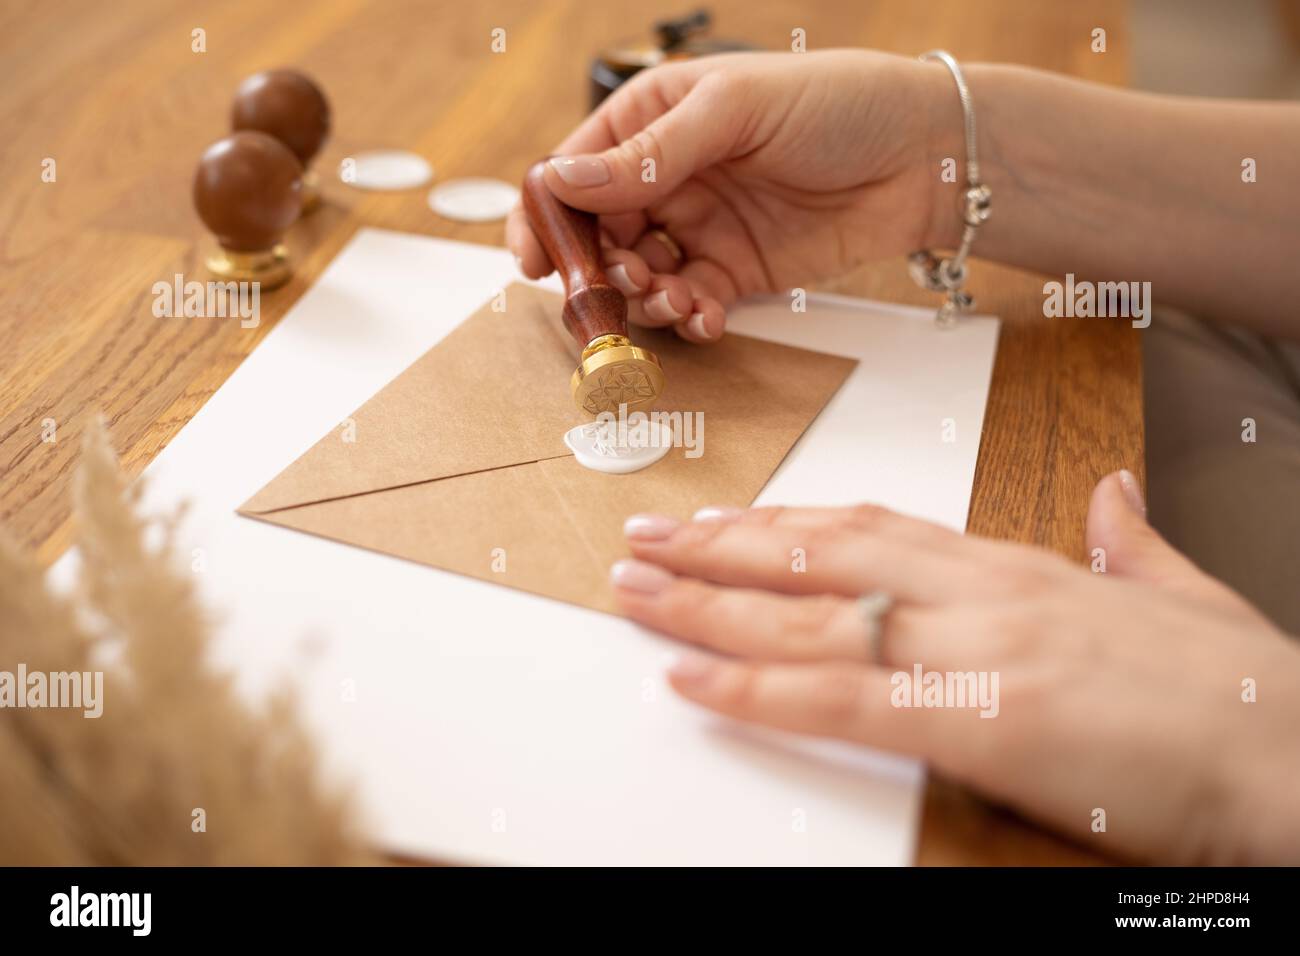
[341, 151, 433, 190]
[427, 177, 520, 222]
[564, 418, 673, 474]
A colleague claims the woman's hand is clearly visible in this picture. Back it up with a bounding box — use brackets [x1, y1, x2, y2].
[506, 50, 957, 343]
[610, 472, 1300, 864]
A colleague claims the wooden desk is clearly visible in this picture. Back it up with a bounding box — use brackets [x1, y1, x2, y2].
[0, 0, 1138, 865]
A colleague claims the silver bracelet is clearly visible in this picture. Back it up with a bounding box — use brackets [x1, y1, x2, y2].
[908, 50, 991, 329]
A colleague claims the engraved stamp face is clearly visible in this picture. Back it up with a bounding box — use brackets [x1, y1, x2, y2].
[580, 365, 657, 415]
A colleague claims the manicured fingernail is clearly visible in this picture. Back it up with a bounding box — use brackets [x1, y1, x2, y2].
[607, 262, 641, 295]
[610, 558, 673, 594]
[624, 513, 679, 541]
[1118, 469, 1146, 516]
[686, 312, 715, 340]
[693, 506, 742, 523]
[669, 653, 717, 688]
[644, 289, 683, 323]
[548, 155, 611, 187]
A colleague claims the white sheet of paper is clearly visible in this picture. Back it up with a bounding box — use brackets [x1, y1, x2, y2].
[52, 228, 999, 865]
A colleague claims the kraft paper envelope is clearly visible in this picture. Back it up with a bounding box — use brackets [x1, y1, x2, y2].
[238, 282, 856, 612]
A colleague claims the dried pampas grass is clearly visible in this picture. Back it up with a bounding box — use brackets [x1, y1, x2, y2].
[0, 419, 374, 864]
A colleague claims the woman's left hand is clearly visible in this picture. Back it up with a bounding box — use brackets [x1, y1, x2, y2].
[610, 471, 1300, 864]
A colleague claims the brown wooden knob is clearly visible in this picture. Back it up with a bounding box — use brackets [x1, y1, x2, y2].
[194, 131, 302, 252]
[522, 159, 663, 415]
[231, 69, 331, 167]
[194, 132, 302, 289]
[522, 159, 629, 347]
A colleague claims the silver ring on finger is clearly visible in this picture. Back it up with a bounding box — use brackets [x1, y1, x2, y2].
[857, 591, 894, 665]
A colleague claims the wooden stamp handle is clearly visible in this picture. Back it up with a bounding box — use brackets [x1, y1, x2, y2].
[522, 159, 628, 347]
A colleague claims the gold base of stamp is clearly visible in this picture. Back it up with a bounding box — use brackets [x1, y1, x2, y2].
[205, 244, 292, 290]
[300, 169, 322, 216]
[571, 334, 664, 416]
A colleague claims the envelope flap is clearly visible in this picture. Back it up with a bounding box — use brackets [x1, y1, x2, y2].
[240, 283, 579, 514]
[240, 281, 861, 517]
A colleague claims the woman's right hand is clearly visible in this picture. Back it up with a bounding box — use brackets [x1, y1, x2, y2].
[506, 50, 961, 344]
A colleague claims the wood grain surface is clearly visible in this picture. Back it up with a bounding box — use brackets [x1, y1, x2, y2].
[0, 0, 1139, 865]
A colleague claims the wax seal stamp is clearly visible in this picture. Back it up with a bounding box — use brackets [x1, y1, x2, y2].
[231, 69, 330, 214]
[522, 159, 665, 416]
[564, 418, 673, 474]
[193, 131, 302, 289]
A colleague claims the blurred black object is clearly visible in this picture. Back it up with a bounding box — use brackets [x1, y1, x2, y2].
[588, 9, 757, 109]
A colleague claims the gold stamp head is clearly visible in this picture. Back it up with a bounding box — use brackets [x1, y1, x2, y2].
[571, 335, 664, 416]
[205, 243, 293, 290]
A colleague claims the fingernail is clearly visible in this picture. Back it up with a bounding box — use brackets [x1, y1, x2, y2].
[669, 653, 717, 688]
[686, 312, 715, 340]
[607, 262, 641, 295]
[1118, 469, 1146, 516]
[609, 558, 673, 594]
[693, 505, 742, 523]
[624, 513, 679, 541]
[548, 155, 611, 187]
[644, 289, 683, 323]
